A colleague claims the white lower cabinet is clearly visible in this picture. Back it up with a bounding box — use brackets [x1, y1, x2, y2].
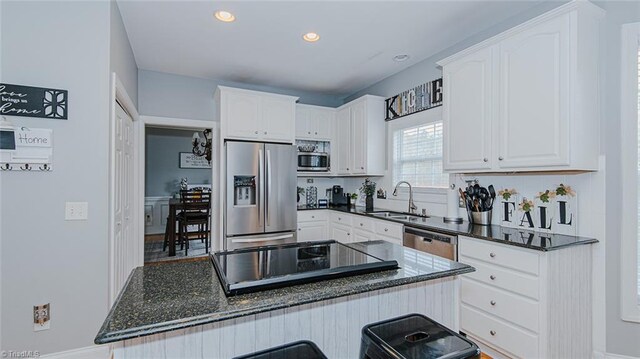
[330, 223, 352, 243]
[297, 210, 329, 242]
[458, 235, 593, 359]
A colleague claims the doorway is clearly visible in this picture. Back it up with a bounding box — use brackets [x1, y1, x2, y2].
[138, 116, 218, 265]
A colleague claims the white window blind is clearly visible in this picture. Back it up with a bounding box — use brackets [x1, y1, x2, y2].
[392, 122, 448, 188]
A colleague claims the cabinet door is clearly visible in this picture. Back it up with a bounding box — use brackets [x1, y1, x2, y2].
[335, 107, 352, 175]
[297, 221, 328, 242]
[313, 108, 334, 140]
[331, 223, 351, 243]
[261, 96, 295, 143]
[225, 92, 261, 139]
[350, 101, 367, 174]
[295, 106, 312, 139]
[497, 14, 570, 168]
[353, 229, 373, 243]
[442, 46, 494, 171]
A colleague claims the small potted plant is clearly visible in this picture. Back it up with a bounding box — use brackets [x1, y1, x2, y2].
[360, 178, 377, 212]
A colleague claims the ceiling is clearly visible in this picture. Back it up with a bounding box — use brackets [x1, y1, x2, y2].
[117, 1, 544, 97]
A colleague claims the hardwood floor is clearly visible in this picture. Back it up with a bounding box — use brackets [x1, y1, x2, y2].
[144, 233, 210, 264]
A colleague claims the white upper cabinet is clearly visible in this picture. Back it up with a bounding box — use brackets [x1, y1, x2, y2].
[335, 95, 385, 176]
[217, 86, 298, 143]
[438, 2, 604, 173]
[443, 45, 495, 171]
[295, 104, 335, 141]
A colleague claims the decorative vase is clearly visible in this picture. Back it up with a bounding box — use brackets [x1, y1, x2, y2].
[365, 195, 374, 212]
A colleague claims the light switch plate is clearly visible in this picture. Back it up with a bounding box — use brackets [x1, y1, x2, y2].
[33, 303, 50, 331]
[65, 202, 88, 220]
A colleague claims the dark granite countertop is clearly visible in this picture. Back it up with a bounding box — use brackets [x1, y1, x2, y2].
[95, 241, 473, 344]
[297, 205, 598, 251]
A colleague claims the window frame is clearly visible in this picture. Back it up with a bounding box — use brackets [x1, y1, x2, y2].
[620, 22, 640, 323]
[387, 106, 448, 194]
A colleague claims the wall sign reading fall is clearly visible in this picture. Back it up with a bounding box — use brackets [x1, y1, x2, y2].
[385, 78, 442, 121]
[0, 83, 68, 120]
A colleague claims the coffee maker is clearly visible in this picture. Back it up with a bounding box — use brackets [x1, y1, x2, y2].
[330, 185, 348, 206]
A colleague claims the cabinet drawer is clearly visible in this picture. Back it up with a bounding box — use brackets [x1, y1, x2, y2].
[459, 236, 539, 275]
[330, 212, 353, 227]
[374, 220, 403, 238]
[459, 256, 539, 300]
[461, 278, 539, 332]
[461, 304, 538, 359]
[352, 216, 374, 232]
[298, 210, 328, 222]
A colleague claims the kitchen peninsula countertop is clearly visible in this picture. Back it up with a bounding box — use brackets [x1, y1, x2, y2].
[95, 241, 473, 345]
[297, 205, 598, 251]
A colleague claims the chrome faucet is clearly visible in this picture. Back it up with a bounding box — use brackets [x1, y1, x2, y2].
[393, 181, 417, 214]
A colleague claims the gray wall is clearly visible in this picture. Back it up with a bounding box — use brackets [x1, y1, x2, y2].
[343, 1, 640, 356]
[145, 127, 211, 197]
[110, 0, 138, 107]
[138, 69, 344, 120]
[597, 1, 640, 357]
[0, 0, 111, 354]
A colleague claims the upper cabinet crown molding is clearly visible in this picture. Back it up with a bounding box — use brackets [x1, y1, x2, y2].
[216, 86, 299, 144]
[439, 1, 604, 173]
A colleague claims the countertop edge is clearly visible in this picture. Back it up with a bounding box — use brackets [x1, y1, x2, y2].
[94, 265, 474, 344]
[298, 206, 598, 251]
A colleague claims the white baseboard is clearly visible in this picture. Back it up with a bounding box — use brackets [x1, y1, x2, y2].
[594, 351, 640, 359]
[40, 345, 109, 359]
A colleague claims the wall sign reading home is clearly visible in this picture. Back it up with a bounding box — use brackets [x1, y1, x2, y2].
[0, 83, 68, 120]
[385, 78, 442, 121]
[179, 152, 211, 169]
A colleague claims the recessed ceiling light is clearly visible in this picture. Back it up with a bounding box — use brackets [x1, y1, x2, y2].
[214, 10, 235, 22]
[393, 54, 410, 62]
[303, 32, 320, 42]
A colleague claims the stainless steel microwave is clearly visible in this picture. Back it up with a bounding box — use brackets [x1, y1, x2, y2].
[297, 152, 330, 172]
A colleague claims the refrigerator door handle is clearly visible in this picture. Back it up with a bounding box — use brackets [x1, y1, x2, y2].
[266, 149, 272, 226]
[230, 233, 295, 243]
[258, 148, 264, 228]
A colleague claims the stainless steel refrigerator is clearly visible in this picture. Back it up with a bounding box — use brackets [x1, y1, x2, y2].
[225, 141, 297, 250]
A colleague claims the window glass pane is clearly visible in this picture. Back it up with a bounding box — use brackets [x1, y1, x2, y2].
[392, 121, 447, 188]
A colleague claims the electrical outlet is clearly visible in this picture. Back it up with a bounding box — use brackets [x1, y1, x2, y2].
[33, 303, 50, 331]
[65, 202, 88, 220]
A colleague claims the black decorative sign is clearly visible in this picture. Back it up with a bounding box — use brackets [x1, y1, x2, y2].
[0, 83, 68, 120]
[385, 78, 442, 121]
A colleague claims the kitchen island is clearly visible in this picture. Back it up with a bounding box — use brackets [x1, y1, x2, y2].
[96, 241, 473, 358]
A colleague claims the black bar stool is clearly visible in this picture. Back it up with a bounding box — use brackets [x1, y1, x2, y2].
[234, 340, 328, 359]
[360, 314, 480, 359]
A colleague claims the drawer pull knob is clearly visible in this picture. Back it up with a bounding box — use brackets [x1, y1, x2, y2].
[384, 228, 389, 232]
[490, 330, 496, 336]
[347, 233, 350, 236]
[490, 275, 496, 280]
[360, 223, 363, 226]
[298, 228, 301, 231]
[489, 252, 496, 258]
[311, 216, 315, 219]
[490, 300, 496, 306]
[483, 158, 488, 162]
[254, 131, 259, 134]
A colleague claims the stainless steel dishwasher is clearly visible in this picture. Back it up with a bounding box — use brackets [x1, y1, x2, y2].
[403, 226, 458, 261]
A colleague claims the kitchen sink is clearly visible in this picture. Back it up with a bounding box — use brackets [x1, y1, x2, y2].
[369, 212, 428, 221]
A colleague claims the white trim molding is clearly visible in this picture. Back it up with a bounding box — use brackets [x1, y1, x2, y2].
[40, 345, 109, 359]
[620, 22, 640, 324]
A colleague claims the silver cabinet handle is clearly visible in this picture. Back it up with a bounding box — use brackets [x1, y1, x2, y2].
[490, 275, 496, 280]
[266, 149, 272, 226]
[483, 158, 488, 162]
[311, 215, 315, 219]
[347, 233, 350, 236]
[490, 300, 496, 306]
[264, 131, 267, 135]
[490, 330, 496, 336]
[498, 156, 504, 161]
[347, 168, 350, 171]
[298, 228, 301, 231]
[308, 131, 311, 134]
[254, 131, 258, 134]
[360, 223, 363, 226]
[490, 252, 496, 258]
[315, 132, 318, 135]
[384, 228, 388, 232]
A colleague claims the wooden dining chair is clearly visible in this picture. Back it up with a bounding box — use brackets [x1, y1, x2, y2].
[177, 189, 211, 256]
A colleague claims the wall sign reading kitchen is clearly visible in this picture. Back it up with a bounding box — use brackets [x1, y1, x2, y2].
[0, 83, 68, 119]
[385, 78, 442, 121]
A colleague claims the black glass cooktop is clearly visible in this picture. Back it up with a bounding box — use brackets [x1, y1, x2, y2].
[211, 240, 399, 296]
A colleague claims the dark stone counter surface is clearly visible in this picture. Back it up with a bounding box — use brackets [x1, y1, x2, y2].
[297, 205, 598, 251]
[95, 241, 473, 344]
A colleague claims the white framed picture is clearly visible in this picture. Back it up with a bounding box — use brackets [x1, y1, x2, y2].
[179, 152, 211, 169]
